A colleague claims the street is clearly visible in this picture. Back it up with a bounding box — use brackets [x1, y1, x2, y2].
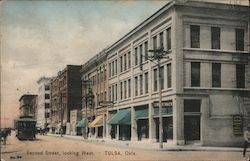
[1, 133, 248, 161]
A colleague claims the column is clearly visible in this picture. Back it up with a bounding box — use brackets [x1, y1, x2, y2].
[131, 106, 137, 141]
[173, 96, 184, 145]
[149, 103, 156, 142]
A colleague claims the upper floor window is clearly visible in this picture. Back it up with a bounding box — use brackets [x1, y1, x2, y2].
[153, 68, 158, 91]
[166, 27, 171, 50]
[160, 66, 164, 90]
[45, 94, 50, 99]
[140, 74, 143, 95]
[145, 72, 149, 94]
[153, 36, 157, 49]
[144, 41, 148, 60]
[212, 63, 221, 87]
[124, 54, 127, 71]
[211, 27, 220, 49]
[135, 76, 138, 96]
[128, 79, 131, 98]
[112, 61, 114, 76]
[236, 64, 245, 88]
[191, 62, 200, 87]
[45, 85, 50, 90]
[159, 32, 164, 49]
[191, 25, 200, 48]
[139, 44, 143, 65]
[45, 103, 50, 108]
[236, 29, 244, 51]
[167, 63, 172, 88]
[109, 63, 111, 78]
[128, 52, 131, 69]
[120, 56, 123, 73]
[115, 60, 117, 75]
[115, 84, 118, 101]
[124, 81, 127, 99]
[120, 82, 123, 100]
[135, 47, 138, 66]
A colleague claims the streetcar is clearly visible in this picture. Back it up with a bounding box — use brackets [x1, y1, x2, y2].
[14, 116, 36, 140]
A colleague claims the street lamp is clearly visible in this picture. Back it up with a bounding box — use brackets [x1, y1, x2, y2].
[148, 47, 170, 149]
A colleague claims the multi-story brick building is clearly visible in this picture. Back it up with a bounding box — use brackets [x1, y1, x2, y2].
[19, 94, 38, 118]
[81, 0, 249, 146]
[50, 65, 82, 134]
[36, 77, 53, 133]
[81, 50, 108, 138]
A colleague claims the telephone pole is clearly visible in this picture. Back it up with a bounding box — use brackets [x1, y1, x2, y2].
[148, 47, 170, 149]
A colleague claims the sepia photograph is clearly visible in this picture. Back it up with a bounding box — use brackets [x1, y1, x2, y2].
[0, 0, 250, 161]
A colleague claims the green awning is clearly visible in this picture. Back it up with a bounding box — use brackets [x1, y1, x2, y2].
[76, 119, 87, 128]
[135, 108, 148, 119]
[108, 108, 131, 125]
[154, 106, 172, 116]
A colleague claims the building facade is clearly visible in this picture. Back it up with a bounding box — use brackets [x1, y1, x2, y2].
[19, 94, 38, 118]
[50, 65, 82, 134]
[81, 0, 249, 146]
[36, 77, 53, 133]
[81, 50, 108, 138]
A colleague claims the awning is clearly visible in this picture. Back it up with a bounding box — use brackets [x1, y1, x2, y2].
[135, 108, 148, 119]
[108, 108, 131, 125]
[76, 119, 87, 128]
[89, 115, 104, 128]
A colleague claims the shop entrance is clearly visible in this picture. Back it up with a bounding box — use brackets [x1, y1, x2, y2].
[155, 117, 173, 142]
[184, 116, 200, 141]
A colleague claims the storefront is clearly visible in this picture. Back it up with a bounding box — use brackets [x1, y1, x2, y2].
[108, 108, 131, 140]
[89, 115, 104, 138]
[135, 105, 149, 140]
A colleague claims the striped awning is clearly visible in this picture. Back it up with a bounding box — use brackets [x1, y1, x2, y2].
[89, 115, 104, 128]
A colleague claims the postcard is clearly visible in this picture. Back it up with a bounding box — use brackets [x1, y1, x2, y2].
[1, 0, 250, 161]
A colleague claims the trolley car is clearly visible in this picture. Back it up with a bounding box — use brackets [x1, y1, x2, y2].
[14, 116, 36, 140]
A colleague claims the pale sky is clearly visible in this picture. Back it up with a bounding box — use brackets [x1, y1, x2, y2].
[0, 0, 248, 127]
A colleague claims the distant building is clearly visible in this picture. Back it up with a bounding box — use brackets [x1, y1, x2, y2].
[81, 0, 249, 147]
[19, 94, 38, 118]
[70, 109, 82, 135]
[50, 65, 82, 134]
[36, 77, 53, 133]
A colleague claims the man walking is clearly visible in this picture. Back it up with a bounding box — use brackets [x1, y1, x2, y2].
[243, 126, 250, 157]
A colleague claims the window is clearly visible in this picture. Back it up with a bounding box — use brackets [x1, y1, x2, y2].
[45, 85, 50, 90]
[211, 27, 220, 49]
[115, 60, 117, 75]
[167, 27, 171, 50]
[109, 86, 111, 101]
[128, 79, 131, 98]
[120, 82, 123, 100]
[191, 25, 200, 48]
[153, 68, 158, 91]
[135, 76, 138, 96]
[236, 64, 245, 88]
[140, 75, 143, 95]
[124, 81, 127, 99]
[45, 94, 50, 99]
[184, 100, 201, 112]
[160, 66, 164, 90]
[135, 47, 138, 66]
[128, 52, 131, 69]
[144, 41, 148, 60]
[139, 44, 143, 65]
[145, 72, 149, 94]
[112, 85, 114, 101]
[153, 36, 157, 49]
[159, 32, 164, 49]
[120, 56, 123, 73]
[167, 63, 172, 88]
[112, 61, 114, 76]
[212, 63, 221, 87]
[124, 54, 127, 71]
[191, 62, 200, 87]
[45, 103, 50, 108]
[236, 29, 244, 51]
[115, 84, 117, 101]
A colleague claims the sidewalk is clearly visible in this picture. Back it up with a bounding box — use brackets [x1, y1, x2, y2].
[46, 134, 243, 152]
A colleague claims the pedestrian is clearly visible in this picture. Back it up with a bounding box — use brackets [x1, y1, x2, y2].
[243, 126, 250, 157]
[1, 129, 8, 145]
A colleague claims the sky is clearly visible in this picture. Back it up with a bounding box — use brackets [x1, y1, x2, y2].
[0, 0, 248, 127]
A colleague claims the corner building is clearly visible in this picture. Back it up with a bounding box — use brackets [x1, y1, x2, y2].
[82, 1, 250, 146]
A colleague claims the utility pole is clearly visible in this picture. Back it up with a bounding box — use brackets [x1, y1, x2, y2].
[60, 92, 64, 137]
[148, 47, 170, 149]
